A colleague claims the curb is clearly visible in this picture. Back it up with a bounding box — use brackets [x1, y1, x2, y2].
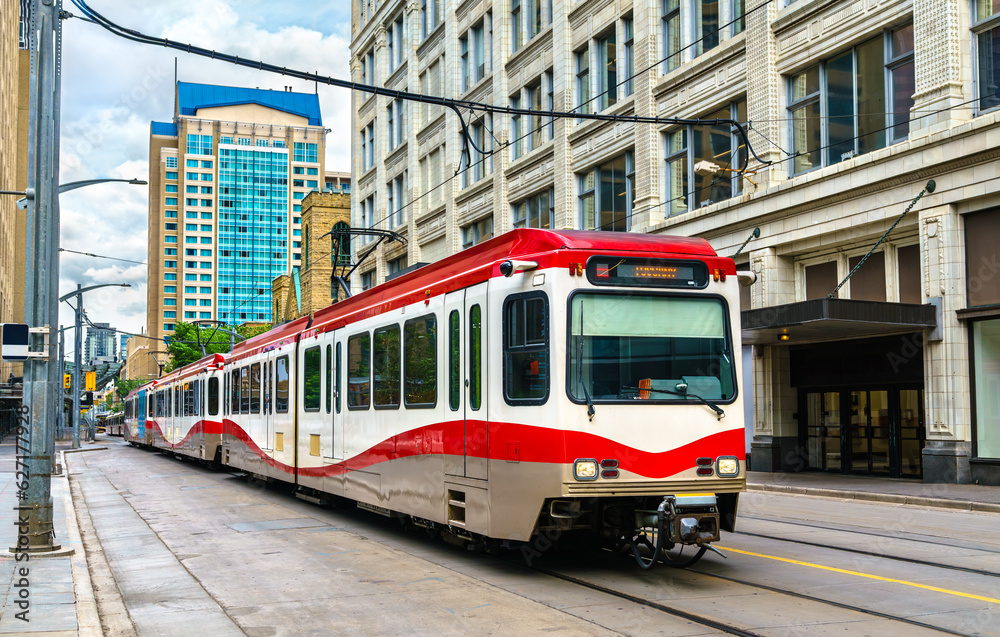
[58, 451, 103, 637]
[746, 483, 1000, 514]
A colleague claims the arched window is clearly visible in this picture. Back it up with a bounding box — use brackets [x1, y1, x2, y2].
[332, 221, 352, 266]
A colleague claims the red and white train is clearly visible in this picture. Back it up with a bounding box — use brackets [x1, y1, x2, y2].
[125, 229, 747, 567]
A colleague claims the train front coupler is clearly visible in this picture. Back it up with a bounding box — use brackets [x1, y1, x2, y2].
[631, 494, 723, 569]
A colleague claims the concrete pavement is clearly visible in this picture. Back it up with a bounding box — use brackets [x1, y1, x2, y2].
[3, 434, 999, 636]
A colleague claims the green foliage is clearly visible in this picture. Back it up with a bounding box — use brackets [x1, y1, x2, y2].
[114, 378, 143, 401]
[163, 322, 276, 372]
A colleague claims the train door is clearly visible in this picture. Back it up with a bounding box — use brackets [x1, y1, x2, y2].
[444, 284, 489, 480]
[137, 390, 146, 440]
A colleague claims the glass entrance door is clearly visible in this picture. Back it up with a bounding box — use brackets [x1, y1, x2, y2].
[899, 389, 924, 477]
[806, 392, 841, 471]
[850, 390, 891, 475]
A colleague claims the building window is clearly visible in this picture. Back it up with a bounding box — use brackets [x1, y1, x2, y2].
[165, 273, 177, 281]
[545, 70, 555, 138]
[361, 47, 375, 99]
[731, 0, 745, 36]
[387, 174, 406, 227]
[696, 0, 721, 57]
[576, 48, 591, 116]
[462, 216, 494, 249]
[460, 19, 489, 92]
[421, 58, 444, 126]
[166, 157, 178, 169]
[186, 134, 213, 156]
[966, 208, 1000, 308]
[788, 24, 914, 175]
[420, 147, 444, 210]
[165, 260, 177, 268]
[597, 29, 617, 111]
[512, 0, 522, 52]
[528, 81, 544, 150]
[462, 116, 492, 188]
[361, 270, 375, 291]
[623, 18, 634, 97]
[421, 0, 442, 40]
[165, 185, 178, 193]
[293, 142, 318, 163]
[511, 95, 522, 159]
[513, 189, 553, 229]
[662, 0, 682, 73]
[975, 1, 1000, 112]
[579, 151, 633, 231]
[664, 99, 746, 215]
[972, 318, 1000, 459]
[361, 122, 376, 171]
[388, 13, 405, 73]
[387, 98, 405, 151]
[387, 256, 407, 277]
[164, 286, 176, 294]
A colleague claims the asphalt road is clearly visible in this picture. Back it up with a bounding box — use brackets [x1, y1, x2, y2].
[67, 440, 1000, 636]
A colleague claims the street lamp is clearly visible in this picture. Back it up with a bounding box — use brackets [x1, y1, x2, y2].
[6, 178, 148, 210]
[59, 283, 131, 449]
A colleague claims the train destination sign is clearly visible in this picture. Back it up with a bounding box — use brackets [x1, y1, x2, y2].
[587, 257, 708, 288]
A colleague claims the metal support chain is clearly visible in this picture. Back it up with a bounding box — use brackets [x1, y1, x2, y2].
[828, 180, 936, 299]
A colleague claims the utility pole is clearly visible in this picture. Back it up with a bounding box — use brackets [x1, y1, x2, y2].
[18, 0, 64, 553]
[72, 285, 82, 448]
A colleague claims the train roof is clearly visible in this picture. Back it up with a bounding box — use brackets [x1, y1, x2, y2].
[309, 229, 723, 334]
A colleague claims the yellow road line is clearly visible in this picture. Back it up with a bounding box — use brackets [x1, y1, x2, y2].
[716, 545, 1000, 605]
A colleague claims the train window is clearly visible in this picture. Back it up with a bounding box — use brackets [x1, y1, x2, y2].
[304, 347, 322, 411]
[240, 366, 250, 413]
[373, 325, 401, 409]
[231, 370, 240, 414]
[348, 333, 371, 410]
[184, 383, 194, 416]
[276, 356, 290, 413]
[503, 292, 549, 405]
[250, 363, 261, 413]
[405, 315, 437, 408]
[470, 305, 482, 411]
[208, 377, 219, 416]
[335, 343, 342, 414]
[325, 345, 332, 414]
[449, 310, 460, 411]
[263, 362, 270, 415]
[567, 293, 734, 403]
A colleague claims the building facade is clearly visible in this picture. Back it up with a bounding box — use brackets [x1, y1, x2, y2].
[147, 82, 329, 343]
[84, 322, 117, 364]
[350, 0, 1000, 483]
[0, 1, 29, 381]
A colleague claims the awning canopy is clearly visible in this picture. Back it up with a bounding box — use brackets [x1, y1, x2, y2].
[741, 298, 938, 346]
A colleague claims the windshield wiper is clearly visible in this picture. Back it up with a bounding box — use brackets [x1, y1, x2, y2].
[624, 385, 725, 420]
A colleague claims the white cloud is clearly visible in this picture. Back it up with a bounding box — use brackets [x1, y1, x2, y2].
[55, 0, 352, 338]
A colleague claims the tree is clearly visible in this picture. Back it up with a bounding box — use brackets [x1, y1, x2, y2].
[114, 379, 143, 402]
[163, 321, 276, 372]
[164, 322, 232, 372]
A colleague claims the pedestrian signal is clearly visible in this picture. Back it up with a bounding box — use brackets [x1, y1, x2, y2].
[0, 323, 29, 362]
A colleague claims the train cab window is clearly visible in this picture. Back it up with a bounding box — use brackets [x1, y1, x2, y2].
[405, 315, 437, 408]
[348, 333, 371, 410]
[304, 347, 322, 411]
[335, 343, 342, 414]
[503, 292, 549, 405]
[240, 366, 251, 413]
[567, 294, 735, 403]
[208, 377, 219, 416]
[250, 363, 261, 413]
[470, 305, 483, 411]
[325, 345, 333, 414]
[276, 356, 290, 413]
[449, 310, 460, 411]
[374, 325, 401, 409]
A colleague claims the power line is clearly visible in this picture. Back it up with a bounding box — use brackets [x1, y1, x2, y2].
[59, 247, 147, 265]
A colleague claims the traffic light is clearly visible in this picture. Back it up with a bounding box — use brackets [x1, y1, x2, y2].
[64, 374, 71, 389]
[85, 371, 96, 391]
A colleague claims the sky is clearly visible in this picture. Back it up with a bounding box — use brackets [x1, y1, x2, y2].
[53, 0, 353, 350]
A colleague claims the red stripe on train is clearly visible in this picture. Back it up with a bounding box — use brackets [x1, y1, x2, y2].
[140, 419, 744, 480]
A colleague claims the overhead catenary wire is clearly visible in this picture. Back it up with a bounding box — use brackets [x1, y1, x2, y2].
[59, 248, 147, 265]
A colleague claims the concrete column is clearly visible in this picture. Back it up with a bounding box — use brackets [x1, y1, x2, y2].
[743, 0, 784, 190]
[909, 0, 970, 137]
[920, 203, 973, 482]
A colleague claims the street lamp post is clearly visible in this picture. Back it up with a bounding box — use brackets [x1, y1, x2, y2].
[59, 283, 131, 449]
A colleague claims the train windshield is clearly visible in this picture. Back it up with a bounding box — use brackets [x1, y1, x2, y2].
[568, 294, 735, 403]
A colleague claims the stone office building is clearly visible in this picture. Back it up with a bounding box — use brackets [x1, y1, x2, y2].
[350, 0, 1000, 483]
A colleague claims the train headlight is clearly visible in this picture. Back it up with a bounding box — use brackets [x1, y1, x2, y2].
[573, 459, 598, 481]
[716, 456, 740, 477]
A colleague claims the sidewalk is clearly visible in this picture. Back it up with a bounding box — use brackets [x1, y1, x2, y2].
[0, 436, 102, 637]
[748, 470, 1000, 513]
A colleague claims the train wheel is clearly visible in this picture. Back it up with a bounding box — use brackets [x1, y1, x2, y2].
[658, 543, 707, 568]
